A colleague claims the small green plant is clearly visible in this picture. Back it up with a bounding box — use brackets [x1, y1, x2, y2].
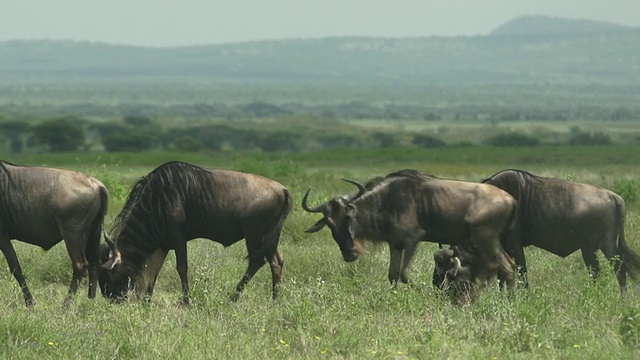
[95, 164, 131, 202]
[620, 307, 640, 348]
[613, 179, 639, 204]
[485, 133, 539, 147]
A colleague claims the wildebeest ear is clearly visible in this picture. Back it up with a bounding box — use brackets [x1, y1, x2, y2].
[434, 248, 454, 264]
[346, 204, 357, 219]
[305, 219, 327, 233]
[101, 249, 122, 270]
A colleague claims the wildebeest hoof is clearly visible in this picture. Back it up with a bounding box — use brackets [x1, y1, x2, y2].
[25, 298, 36, 308]
[63, 297, 73, 308]
[180, 297, 192, 306]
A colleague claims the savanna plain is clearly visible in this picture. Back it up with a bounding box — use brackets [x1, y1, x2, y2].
[2, 146, 640, 359]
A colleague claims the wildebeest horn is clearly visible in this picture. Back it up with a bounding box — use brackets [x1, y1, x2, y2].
[301, 188, 325, 213]
[448, 257, 462, 278]
[342, 178, 366, 199]
[103, 229, 116, 250]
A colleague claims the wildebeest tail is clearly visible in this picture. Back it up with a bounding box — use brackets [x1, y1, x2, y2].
[86, 185, 110, 264]
[616, 197, 640, 281]
[254, 189, 293, 262]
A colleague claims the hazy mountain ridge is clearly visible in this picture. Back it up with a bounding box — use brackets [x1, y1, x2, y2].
[490, 15, 637, 36]
[1, 16, 639, 87]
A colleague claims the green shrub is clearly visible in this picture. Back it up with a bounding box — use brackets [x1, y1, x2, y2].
[567, 128, 612, 146]
[612, 179, 639, 204]
[620, 307, 640, 348]
[485, 133, 539, 147]
[172, 136, 204, 153]
[412, 134, 446, 148]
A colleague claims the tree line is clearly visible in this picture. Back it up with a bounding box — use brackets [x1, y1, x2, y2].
[0, 115, 626, 155]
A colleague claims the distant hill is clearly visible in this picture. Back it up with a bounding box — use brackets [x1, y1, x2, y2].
[0, 15, 639, 112]
[490, 15, 636, 36]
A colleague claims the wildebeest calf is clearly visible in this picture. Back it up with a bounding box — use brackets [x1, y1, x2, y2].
[433, 245, 515, 304]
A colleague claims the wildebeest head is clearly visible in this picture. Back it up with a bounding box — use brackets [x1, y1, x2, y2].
[302, 179, 366, 262]
[432, 246, 476, 303]
[98, 232, 131, 302]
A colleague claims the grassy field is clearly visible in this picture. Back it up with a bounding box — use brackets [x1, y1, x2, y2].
[2, 147, 640, 359]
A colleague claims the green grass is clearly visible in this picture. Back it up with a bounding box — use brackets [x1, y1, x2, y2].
[2, 148, 640, 359]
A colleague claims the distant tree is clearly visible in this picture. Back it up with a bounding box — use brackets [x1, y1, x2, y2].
[31, 117, 85, 152]
[485, 133, 539, 147]
[172, 136, 204, 153]
[97, 116, 163, 152]
[124, 115, 154, 128]
[567, 129, 611, 146]
[412, 134, 446, 148]
[0, 121, 31, 153]
[372, 132, 395, 148]
[241, 102, 288, 118]
[103, 132, 158, 152]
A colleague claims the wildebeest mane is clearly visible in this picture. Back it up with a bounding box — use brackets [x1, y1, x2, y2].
[482, 169, 545, 240]
[387, 169, 437, 182]
[110, 161, 215, 273]
[0, 160, 19, 186]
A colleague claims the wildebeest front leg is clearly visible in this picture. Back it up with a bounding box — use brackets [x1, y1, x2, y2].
[580, 247, 601, 280]
[174, 241, 191, 305]
[232, 256, 267, 302]
[140, 249, 168, 301]
[1, 239, 35, 307]
[510, 245, 528, 288]
[388, 244, 403, 287]
[399, 241, 418, 285]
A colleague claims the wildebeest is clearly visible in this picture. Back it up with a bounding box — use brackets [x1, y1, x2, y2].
[482, 169, 640, 292]
[99, 161, 292, 305]
[432, 245, 515, 303]
[302, 169, 518, 292]
[0, 160, 108, 307]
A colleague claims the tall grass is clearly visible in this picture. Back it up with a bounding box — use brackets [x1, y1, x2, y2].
[1, 149, 640, 359]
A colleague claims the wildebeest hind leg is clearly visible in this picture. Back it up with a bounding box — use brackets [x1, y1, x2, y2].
[601, 243, 627, 293]
[1, 239, 35, 307]
[62, 236, 89, 307]
[268, 250, 284, 300]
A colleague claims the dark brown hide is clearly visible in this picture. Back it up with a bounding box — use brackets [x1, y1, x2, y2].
[433, 245, 515, 304]
[0, 161, 108, 307]
[483, 169, 640, 292]
[303, 169, 518, 293]
[99, 161, 292, 305]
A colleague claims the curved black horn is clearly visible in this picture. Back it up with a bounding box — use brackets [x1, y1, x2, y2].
[448, 257, 462, 278]
[301, 188, 325, 213]
[103, 229, 116, 249]
[342, 178, 366, 199]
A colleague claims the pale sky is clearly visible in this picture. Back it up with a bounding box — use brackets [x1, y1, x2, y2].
[1, 0, 639, 47]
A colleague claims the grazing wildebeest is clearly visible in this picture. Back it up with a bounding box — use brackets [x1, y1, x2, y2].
[99, 161, 292, 305]
[302, 169, 518, 292]
[0, 161, 108, 307]
[482, 169, 640, 292]
[432, 245, 515, 303]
